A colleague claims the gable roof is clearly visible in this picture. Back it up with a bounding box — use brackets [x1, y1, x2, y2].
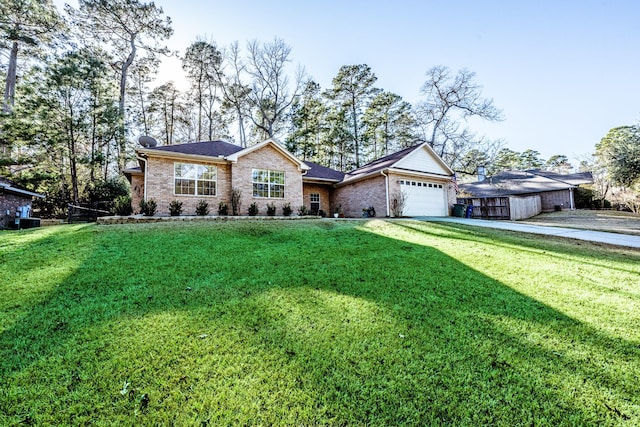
[0, 177, 45, 198]
[139, 140, 244, 158]
[338, 143, 454, 186]
[459, 170, 584, 198]
[226, 139, 310, 171]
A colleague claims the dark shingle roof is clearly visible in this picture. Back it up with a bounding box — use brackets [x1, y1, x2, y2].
[146, 140, 244, 157]
[344, 144, 422, 179]
[459, 170, 585, 198]
[525, 169, 594, 185]
[303, 161, 345, 182]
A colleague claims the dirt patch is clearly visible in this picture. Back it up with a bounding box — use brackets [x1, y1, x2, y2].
[521, 210, 640, 236]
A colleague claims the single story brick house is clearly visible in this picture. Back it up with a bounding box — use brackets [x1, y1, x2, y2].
[124, 138, 456, 217]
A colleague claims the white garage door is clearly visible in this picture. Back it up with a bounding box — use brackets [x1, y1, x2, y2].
[400, 179, 448, 216]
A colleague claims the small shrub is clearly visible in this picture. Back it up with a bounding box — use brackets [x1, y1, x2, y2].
[169, 200, 183, 216]
[113, 195, 132, 216]
[196, 200, 209, 216]
[248, 202, 259, 216]
[218, 201, 229, 216]
[282, 202, 292, 217]
[390, 191, 407, 217]
[266, 202, 276, 216]
[139, 198, 157, 216]
[298, 205, 308, 216]
[231, 187, 242, 216]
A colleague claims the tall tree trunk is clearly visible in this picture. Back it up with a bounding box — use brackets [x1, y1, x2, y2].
[117, 37, 137, 172]
[351, 99, 359, 168]
[2, 41, 19, 114]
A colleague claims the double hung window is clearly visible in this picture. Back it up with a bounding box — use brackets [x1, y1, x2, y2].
[252, 169, 285, 198]
[174, 163, 216, 196]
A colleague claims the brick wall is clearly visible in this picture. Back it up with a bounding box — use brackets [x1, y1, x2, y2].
[333, 172, 454, 218]
[231, 145, 304, 216]
[302, 183, 333, 216]
[333, 175, 387, 218]
[142, 157, 230, 215]
[0, 192, 32, 229]
[130, 173, 144, 214]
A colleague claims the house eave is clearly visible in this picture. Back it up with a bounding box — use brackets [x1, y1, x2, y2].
[335, 169, 390, 187]
[336, 168, 453, 188]
[136, 148, 229, 164]
[226, 138, 311, 171]
[302, 177, 341, 185]
[386, 168, 453, 181]
[0, 184, 45, 198]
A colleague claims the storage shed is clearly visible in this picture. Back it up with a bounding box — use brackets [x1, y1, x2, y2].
[458, 170, 593, 220]
[0, 177, 45, 229]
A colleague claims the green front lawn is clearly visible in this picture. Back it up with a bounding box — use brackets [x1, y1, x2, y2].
[1, 220, 639, 425]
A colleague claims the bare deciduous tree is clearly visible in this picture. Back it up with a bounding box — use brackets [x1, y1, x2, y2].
[416, 65, 503, 167]
[244, 38, 305, 141]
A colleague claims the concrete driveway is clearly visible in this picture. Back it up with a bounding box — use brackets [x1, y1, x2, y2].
[419, 217, 640, 249]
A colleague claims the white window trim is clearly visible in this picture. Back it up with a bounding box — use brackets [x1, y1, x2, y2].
[252, 169, 286, 199]
[174, 162, 217, 197]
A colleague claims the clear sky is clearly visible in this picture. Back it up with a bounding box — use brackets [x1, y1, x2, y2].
[56, 0, 640, 164]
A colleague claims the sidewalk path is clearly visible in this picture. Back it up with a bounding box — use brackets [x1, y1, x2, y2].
[419, 217, 640, 249]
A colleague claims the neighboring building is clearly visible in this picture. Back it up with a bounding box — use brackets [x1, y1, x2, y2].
[124, 138, 456, 218]
[458, 170, 594, 220]
[0, 177, 45, 229]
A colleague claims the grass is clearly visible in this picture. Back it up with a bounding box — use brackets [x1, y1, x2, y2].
[1, 219, 639, 426]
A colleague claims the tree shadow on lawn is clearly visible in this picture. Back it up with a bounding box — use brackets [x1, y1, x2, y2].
[0, 221, 638, 425]
[398, 219, 640, 276]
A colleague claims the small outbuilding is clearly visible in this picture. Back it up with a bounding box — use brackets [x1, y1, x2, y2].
[457, 170, 593, 220]
[0, 177, 45, 229]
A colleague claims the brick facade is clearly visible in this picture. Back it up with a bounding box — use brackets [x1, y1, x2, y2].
[143, 157, 229, 215]
[333, 175, 387, 218]
[136, 143, 304, 216]
[231, 145, 304, 216]
[0, 191, 32, 229]
[129, 173, 144, 214]
[302, 184, 332, 216]
[129, 141, 454, 218]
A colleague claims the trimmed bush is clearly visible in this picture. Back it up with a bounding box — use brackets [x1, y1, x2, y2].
[282, 202, 292, 217]
[266, 202, 276, 216]
[298, 205, 308, 216]
[196, 200, 209, 216]
[113, 195, 132, 216]
[139, 199, 157, 216]
[218, 201, 229, 216]
[169, 200, 183, 216]
[248, 202, 259, 216]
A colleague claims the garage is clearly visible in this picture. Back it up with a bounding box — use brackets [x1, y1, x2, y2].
[400, 179, 448, 216]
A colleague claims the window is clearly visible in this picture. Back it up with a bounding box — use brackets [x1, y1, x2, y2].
[174, 163, 216, 196]
[253, 169, 285, 198]
[310, 193, 320, 214]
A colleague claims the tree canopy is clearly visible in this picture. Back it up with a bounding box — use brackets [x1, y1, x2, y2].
[1, 2, 586, 217]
